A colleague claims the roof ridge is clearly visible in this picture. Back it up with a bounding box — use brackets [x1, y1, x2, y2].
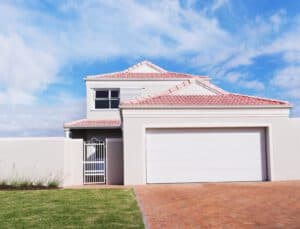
[86, 70, 208, 80]
[85, 71, 123, 79]
[86, 72, 197, 80]
[124, 60, 167, 73]
[165, 79, 194, 95]
[159, 78, 226, 96]
[196, 80, 228, 94]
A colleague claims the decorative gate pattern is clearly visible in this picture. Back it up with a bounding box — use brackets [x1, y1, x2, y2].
[83, 142, 106, 184]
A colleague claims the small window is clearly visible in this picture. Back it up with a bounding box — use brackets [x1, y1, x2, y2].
[111, 90, 119, 98]
[95, 100, 109, 109]
[96, 91, 109, 98]
[110, 99, 120, 108]
[94, 89, 120, 109]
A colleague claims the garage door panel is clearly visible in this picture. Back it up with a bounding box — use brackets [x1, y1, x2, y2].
[146, 128, 266, 183]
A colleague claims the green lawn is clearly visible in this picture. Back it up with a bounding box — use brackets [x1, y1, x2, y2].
[0, 189, 144, 228]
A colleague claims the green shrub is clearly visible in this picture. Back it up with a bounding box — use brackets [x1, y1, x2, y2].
[0, 180, 8, 189]
[47, 180, 60, 188]
[19, 180, 33, 188]
[0, 178, 59, 190]
[9, 180, 22, 188]
[35, 180, 45, 188]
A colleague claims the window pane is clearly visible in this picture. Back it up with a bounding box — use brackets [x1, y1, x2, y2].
[96, 90, 108, 98]
[111, 90, 119, 98]
[110, 99, 120, 108]
[95, 100, 109, 109]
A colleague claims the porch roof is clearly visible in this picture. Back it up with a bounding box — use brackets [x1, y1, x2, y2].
[64, 119, 121, 129]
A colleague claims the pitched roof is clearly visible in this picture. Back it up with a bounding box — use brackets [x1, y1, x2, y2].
[121, 94, 290, 108]
[84, 61, 290, 108]
[64, 119, 121, 129]
[85, 72, 207, 80]
[120, 78, 290, 108]
[85, 60, 207, 80]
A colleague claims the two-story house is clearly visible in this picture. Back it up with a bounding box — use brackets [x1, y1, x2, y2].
[64, 61, 296, 186]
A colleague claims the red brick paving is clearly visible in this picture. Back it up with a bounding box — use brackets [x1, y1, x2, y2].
[134, 181, 300, 229]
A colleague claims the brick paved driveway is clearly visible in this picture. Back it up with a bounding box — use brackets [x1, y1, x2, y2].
[135, 181, 300, 228]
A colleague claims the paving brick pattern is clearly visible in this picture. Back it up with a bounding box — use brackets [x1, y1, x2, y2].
[135, 182, 300, 229]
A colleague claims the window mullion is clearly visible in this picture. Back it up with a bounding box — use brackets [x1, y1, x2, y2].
[109, 89, 111, 109]
[95, 89, 120, 109]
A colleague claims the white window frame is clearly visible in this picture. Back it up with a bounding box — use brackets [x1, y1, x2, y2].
[94, 89, 120, 109]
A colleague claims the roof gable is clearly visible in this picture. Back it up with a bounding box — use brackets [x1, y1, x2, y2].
[124, 60, 167, 73]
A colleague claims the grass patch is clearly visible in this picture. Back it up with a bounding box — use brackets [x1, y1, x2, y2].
[0, 189, 144, 228]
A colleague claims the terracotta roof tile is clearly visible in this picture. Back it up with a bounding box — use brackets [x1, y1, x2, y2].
[64, 119, 121, 129]
[86, 72, 207, 80]
[121, 94, 290, 107]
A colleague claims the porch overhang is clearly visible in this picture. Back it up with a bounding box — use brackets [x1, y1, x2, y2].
[64, 119, 121, 130]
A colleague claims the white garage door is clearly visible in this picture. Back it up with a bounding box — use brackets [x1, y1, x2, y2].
[146, 128, 267, 183]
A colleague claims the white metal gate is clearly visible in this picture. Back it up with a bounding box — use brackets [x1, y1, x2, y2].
[83, 142, 106, 184]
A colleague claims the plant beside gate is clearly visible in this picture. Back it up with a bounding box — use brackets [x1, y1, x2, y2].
[0, 179, 60, 190]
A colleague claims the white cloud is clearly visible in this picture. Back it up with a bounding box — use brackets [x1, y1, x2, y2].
[0, 97, 85, 137]
[283, 51, 300, 63]
[1, 1, 300, 136]
[270, 9, 286, 32]
[225, 72, 242, 83]
[0, 34, 58, 104]
[211, 0, 229, 12]
[223, 71, 265, 91]
[286, 89, 300, 99]
[238, 80, 265, 91]
[60, 0, 230, 60]
[272, 66, 300, 89]
[264, 17, 300, 57]
[0, 0, 233, 99]
[272, 66, 300, 101]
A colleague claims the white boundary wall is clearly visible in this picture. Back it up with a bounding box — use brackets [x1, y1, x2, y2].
[0, 137, 83, 187]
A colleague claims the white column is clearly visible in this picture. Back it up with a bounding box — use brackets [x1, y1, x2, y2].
[64, 128, 72, 138]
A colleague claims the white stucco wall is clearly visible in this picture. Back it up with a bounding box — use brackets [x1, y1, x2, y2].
[0, 137, 83, 186]
[271, 118, 300, 180]
[63, 138, 83, 186]
[122, 107, 300, 185]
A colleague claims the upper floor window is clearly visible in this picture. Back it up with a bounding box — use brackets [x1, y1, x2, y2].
[95, 89, 120, 109]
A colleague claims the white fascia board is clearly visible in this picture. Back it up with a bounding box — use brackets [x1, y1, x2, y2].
[84, 78, 196, 81]
[121, 107, 290, 118]
[120, 105, 292, 109]
[67, 126, 121, 130]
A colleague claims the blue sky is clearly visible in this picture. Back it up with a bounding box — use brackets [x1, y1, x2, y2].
[0, 0, 300, 136]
